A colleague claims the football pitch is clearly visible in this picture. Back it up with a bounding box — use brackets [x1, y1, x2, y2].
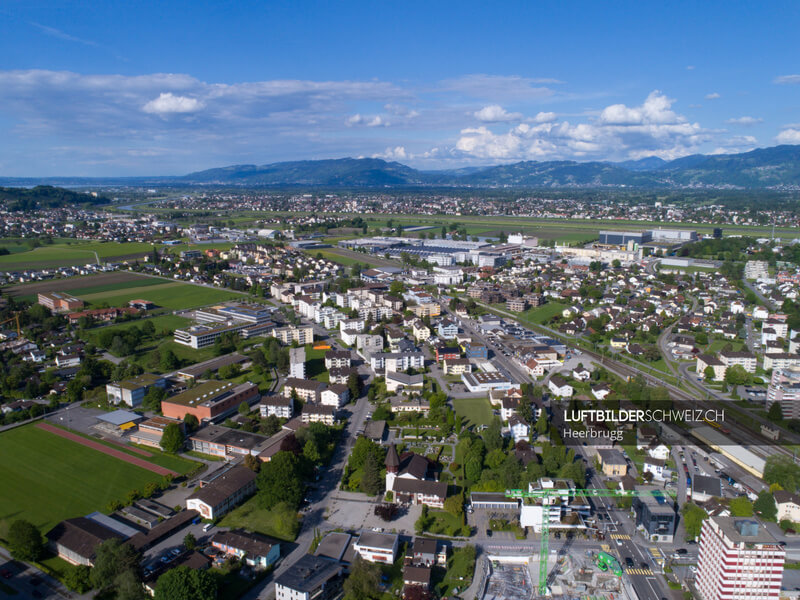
[0, 425, 165, 533]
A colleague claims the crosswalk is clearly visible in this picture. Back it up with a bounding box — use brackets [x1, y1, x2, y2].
[610, 534, 631, 540]
[601, 544, 611, 552]
[625, 568, 654, 576]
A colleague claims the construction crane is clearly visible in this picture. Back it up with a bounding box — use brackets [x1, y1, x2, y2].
[0, 313, 21, 338]
[505, 486, 675, 595]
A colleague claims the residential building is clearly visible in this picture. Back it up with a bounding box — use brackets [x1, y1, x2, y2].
[161, 381, 259, 422]
[597, 449, 627, 477]
[275, 554, 345, 600]
[385, 371, 424, 393]
[412, 320, 431, 343]
[442, 358, 472, 375]
[105, 374, 166, 408]
[697, 354, 727, 381]
[767, 366, 800, 420]
[289, 347, 306, 379]
[633, 490, 676, 543]
[437, 319, 458, 339]
[301, 404, 338, 425]
[434, 346, 460, 362]
[775, 490, 800, 522]
[353, 531, 400, 563]
[744, 260, 770, 280]
[210, 530, 280, 569]
[324, 350, 351, 369]
[696, 517, 785, 600]
[548, 375, 574, 398]
[282, 378, 327, 403]
[719, 351, 757, 373]
[186, 465, 257, 520]
[260, 395, 293, 419]
[272, 324, 314, 345]
[320, 384, 350, 409]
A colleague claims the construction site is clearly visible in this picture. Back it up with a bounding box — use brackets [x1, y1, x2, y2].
[480, 552, 629, 600]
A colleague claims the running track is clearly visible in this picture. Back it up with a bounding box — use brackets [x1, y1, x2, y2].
[36, 422, 177, 476]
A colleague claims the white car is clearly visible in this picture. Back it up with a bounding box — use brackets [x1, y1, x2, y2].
[689, 565, 697, 573]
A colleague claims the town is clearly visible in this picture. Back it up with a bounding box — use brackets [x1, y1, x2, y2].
[2, 189, 800, 600]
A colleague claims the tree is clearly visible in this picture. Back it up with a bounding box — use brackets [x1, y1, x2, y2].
[768, 401, 784, 422]
[444, 495, 464, 519]
[154, 566, 218, 600]
[344, 556, 382, 600]
[703, 366, 716, 381]
[143, 386, 167, 412]
[244, 453, 261, 472]
[483, 417, 503, 452]
[159, 348, 179, 372]
[63, 565, 92, 593]
[725, 364, 750, 386]
[91, 538, 141, 591]
[729, 497, 754, 517]
[765, 455, 800, 492]
[183, 413, 199, 433]
[115, 569, 146, 600]
[160, 423, 185, 453]
[303, 440, 321, 464]
[754, 490, 778, 521]
[360, 452, 383, 496]
[257, 451, 304, 509]
[681, 503, 708, 541]
[7, 519, 44, 561]
[535, 410, 549, 436]
[183, 532, 196, 551]
[238, 400, 251, 416]
[348, 371, 362, 399]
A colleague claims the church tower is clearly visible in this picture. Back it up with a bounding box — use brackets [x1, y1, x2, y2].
[385, 443, 400, 492]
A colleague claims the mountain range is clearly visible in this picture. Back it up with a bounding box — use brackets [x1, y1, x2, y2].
[2, 145, 800, 189]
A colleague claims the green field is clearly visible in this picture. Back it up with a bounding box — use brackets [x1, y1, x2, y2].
[452, 397, 494, 429]
[83, 314, 191, 342]
[0, 425, 163, 532]
[519, 301, 568, 324]
[218, 497, 299, 541]
[77, 281, 244, 309]
[0, 240, 156, 270]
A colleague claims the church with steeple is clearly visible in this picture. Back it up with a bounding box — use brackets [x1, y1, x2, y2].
[384, 443, 447, 508]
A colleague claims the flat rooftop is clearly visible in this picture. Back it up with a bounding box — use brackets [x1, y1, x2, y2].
[163, 381, 252, 408]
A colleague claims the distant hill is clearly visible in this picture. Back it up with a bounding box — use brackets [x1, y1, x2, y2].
[2, 144, 800, 190]
[0, 185, 110, 211]
[178, 145, 800, 189]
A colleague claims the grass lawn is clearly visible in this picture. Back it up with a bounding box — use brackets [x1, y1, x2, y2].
[77, 281, 244, 310]
[520, 302, 568, 325]
[423, 510, 465, 536]
[452, 397, 494, 429]
[130, 338, 219, 371]
[302, 249, 364, 267]
[82, 314, 191, 343]
[218, 497, 300, 541]
[304, 344, 329, 382]
[0, 425, 164, 532]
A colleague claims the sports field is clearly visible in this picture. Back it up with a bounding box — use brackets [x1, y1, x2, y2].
[0, 424, 165, 532]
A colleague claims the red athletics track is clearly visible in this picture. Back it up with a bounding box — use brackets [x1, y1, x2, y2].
[35, 422, 177, 476]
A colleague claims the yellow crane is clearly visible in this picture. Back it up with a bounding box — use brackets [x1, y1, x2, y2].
[0, 313, 21, 337]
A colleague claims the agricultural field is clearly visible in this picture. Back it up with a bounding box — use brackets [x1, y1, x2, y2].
[2, 271, 159, 300]
[0, 240, 156, 271]
[75, 280, 245, 310]
[0, 424, 165, 532]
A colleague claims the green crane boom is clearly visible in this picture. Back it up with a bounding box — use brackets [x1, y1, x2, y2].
[504, 487, 675, 595]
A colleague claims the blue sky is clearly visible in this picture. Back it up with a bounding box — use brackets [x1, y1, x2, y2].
[1, 0, 799, 176]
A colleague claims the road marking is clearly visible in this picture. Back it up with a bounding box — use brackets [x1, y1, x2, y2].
[610, 534, 630, 540]
[625, 568, 654, 576]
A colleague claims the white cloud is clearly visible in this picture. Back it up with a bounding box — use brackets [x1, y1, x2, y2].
[474, 105, 522, 122]
[710, 135, 758, 154]
[373, 146, 408, 160]
[774, 75, 800, 85]
[686, 65, 695, 70]
[142, 93, 203, 115]
[346, 114, 389, 127]
[531, 111, 557, 123]
[776, 128, 800, 144]
[725, 116, 763, 126]
[367, 116, 386, 127]
[454, 90, 707, 162]
[705, 92, 721, 100]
